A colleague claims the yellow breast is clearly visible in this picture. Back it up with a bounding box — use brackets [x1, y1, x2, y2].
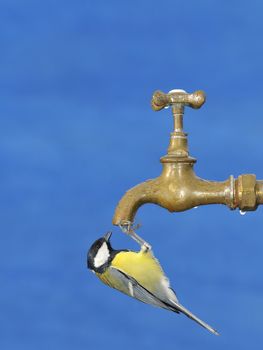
[111, 250, 164, 293]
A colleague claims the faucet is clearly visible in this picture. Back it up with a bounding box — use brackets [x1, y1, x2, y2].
[112, 88, 263, 231]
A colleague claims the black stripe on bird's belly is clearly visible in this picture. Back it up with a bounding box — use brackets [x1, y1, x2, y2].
[116, 269, 180, 314]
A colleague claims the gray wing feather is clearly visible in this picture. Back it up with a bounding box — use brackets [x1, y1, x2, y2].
[108, 267, 218, 335]
[109, 267, 179, 312]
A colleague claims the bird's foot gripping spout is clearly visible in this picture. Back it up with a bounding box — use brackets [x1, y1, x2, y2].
[119, 220, 151, 252]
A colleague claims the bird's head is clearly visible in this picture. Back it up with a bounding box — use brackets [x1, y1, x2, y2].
[87, 232, 113, 273]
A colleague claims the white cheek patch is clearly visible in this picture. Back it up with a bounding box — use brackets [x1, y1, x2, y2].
[94, 242, 110, 268]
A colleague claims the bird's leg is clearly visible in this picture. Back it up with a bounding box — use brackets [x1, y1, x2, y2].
[119, 221, 151, 251]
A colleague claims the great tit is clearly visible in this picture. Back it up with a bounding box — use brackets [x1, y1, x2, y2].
[87, 232, 219, 335]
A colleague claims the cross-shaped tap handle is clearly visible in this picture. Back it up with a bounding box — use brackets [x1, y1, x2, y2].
[151, 89, 206, 111]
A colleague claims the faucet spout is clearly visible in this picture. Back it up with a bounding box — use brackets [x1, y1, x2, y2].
[113, 178, 161, 225]
[112, 163, 235, 225]
[112, 165, 263, 226]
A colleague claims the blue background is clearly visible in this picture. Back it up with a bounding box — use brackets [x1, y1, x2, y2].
[1, 1, 263, 349]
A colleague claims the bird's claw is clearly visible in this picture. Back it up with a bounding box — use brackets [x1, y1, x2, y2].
[119, 221, 151, 250]
[141, 242, 152, 252]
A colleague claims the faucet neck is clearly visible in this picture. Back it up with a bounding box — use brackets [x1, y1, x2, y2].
[160, 103, 196, 165]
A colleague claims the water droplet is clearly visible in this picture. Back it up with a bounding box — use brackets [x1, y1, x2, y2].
[194, 206, 198, 209]
[239, 210, 247, 216]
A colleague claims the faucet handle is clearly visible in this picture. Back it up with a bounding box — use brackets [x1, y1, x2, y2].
[151, 89, 206, 111]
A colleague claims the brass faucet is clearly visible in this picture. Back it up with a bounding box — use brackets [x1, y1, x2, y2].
[112, 89, 263, 231]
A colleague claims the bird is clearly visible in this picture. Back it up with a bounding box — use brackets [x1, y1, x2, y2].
[87, 231, 219, 335]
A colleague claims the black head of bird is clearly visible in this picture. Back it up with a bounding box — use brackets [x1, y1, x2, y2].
[87, 231, 114, 273]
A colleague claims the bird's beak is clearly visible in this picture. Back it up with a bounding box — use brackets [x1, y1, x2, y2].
[104, 231, 112, 242]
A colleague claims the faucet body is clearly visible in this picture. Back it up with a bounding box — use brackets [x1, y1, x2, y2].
[112, 89, 263, 226]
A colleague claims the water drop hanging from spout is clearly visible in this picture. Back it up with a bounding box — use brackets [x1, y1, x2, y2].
[239, 210, 247, 216]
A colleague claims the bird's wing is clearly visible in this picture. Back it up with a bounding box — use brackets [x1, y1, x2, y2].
[104, 267, 218, 335]
[110, 249, 179, 304]
[108, 266, 180, 312]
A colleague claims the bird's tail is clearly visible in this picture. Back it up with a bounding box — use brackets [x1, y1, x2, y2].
[169, 300, 219, 335]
